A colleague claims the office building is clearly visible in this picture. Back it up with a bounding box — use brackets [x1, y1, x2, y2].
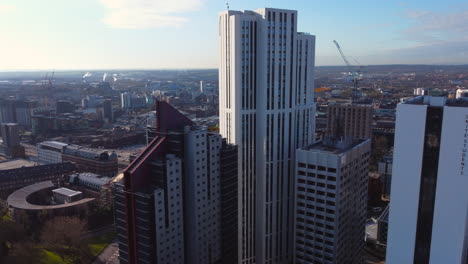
[121, 92, 133, 109]
[83, 95, 105, 108]
[326, 103, 373, 139]
[1, 123, 20, 149]
[414, 88, 429, 96]
[219, 8, 316, 263]
[36, 141, 118, 176]
[61, 145, 118, 177]
[0, 98, 16, 123]
[295, 138, 370, 264]
[0, 160, 76, 198]
[37, 141, 67, 164]
[377, 206, 389, 246]
[456, 88, 468, 99]
[15, 100, 37, 127]
[0, 123, 23, 157]
[378, 154, 392, 199]
[103, 99, 113, 123]
[56, 100, 75, 114]
[52, 187, 83, 204]
[32, 115, 57, 136]
[131, 95, 146, 109]
[386, 96, 468, 264]
[115, 101, 238, 264]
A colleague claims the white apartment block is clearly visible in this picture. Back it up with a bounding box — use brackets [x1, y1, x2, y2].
[295, 138, 370, 264]
[219, 8, 316, 263]
[121, 92, 133, 109]
[154, 154, 185, 264]
[36, 141, 67, 164]
[386, 96, 468, 264]
[184, 127, 223, 264]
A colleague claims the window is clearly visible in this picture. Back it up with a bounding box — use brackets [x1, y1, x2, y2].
[327, 176, 336, 181]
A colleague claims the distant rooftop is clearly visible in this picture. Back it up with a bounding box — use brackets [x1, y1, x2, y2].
[69, 172, 112, 186]
[0, 159, 37, 170]
[302, 138, 369, 155]
[1, 123, 19, 126]
[404, 96, 468, 107]
[38, 141, 68, 150]
[52, 187, 82, 197]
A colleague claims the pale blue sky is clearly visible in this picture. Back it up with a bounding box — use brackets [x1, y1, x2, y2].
[0, 0, 467, 70]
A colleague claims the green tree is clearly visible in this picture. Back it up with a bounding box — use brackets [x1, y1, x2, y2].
[0, 202, 42, 263]
[41, 216, 93, 264]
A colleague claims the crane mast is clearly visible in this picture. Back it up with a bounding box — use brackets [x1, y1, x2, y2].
[333, 40, 361, 103]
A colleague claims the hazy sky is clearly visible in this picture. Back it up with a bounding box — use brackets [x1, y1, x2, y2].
[0, 0, 467, 70]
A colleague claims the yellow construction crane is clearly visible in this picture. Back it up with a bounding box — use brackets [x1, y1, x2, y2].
[315, 87, 332, 93]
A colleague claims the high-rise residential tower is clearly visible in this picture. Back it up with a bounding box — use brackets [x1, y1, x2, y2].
[219, 8, 316, 263]
[120, 92, 133, 109]
[0, 99, 16, 124]
[0, 123, 23, 157]
[386, 96, 468, 264]
[15, 100, 37, 128]
[326, 103, 373, 139]
[115, 101, 238, 264]
[295, 138, 370, 264]
[103, 99, 113, 123]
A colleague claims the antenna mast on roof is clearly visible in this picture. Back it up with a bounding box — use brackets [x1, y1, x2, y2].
[225, 0, 229, 10]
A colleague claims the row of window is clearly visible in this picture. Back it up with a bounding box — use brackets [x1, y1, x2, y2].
[298, 163, 337, 173]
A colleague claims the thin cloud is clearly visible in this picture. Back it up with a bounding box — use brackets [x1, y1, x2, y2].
[0, 4, 15, 14]
[99, 0, 205, 29]
[356, 40, 468, 65]
[402, 8, 468, 43]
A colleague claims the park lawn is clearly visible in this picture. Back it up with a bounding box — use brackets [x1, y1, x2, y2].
[42, 250, 65, 264]
[41, 232, 116, 264]
[86, 232, 116, 256]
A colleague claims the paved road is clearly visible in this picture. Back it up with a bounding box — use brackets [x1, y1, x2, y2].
[81, 225, 115, 239]
[93, 241, 119, 264]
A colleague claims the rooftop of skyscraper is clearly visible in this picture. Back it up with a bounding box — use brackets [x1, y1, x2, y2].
[404, 95, 468, 107]
[302, 137, 368, 154]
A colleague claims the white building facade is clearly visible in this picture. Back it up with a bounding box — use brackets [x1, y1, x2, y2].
[219, 8, 316, 263]
[295, 139, 370, 264]
[184, 127, 223, 264]
[36, 141, 67, 164]
[386, 96, 468, 264]
[121, 92, 133, 109]
[153, 154, 185, 264]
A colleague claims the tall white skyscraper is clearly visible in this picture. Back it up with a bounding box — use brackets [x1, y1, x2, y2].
[219, 8, 316, 263]
[386, 96, 468, 264]
[120, 92, 132, 109]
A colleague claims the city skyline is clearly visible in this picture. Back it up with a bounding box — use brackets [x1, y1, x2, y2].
[0, 0, 468, 71]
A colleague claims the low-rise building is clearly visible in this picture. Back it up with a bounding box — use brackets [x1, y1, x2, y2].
[36, 141, 118, 176]
[53, 187, 83, 204]
[62, 145, 118, 177]
[37, 141, 67, 164]
[0, 161, 76, 198]
[69, 172, 113, 207]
